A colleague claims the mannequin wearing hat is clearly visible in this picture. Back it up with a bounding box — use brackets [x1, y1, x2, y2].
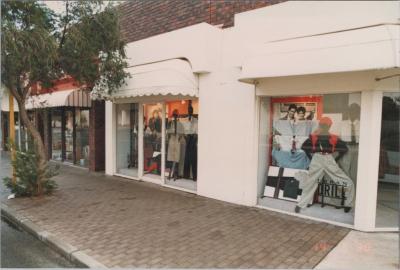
[295, 117, 355, 213]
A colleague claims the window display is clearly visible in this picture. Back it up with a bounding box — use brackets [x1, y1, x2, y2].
[115, 100, 199, 189]
[143, 103, 162, 177]
[376, 92, 399, 228]
[260, 93, 361, 224]
[165, 100, 198, 184]
[76, 109, 89, 167]
[65, 110, 74, 162]
[51, 110, 62, 161]
[116, 103, 139, 177]
[50, 108, 90, 166]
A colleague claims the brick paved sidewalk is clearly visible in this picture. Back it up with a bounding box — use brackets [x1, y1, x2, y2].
[2, 160, 349, 268]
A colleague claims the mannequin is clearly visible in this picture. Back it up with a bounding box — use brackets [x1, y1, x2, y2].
[167, 109, 183, 180]
[183, 101, 198, 181]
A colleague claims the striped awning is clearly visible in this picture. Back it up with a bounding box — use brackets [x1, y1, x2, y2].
[26, 89, 91, 109]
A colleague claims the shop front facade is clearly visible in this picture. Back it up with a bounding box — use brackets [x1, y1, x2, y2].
[1, 90, 26, 151]
[106, 1, 399, 232]
[109, 59, 200, 191]
[237, 1, 399, 231]
[47, 106, 90, 167]
[24, 87, 92, 168]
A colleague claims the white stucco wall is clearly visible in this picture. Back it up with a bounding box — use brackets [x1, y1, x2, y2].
[124, 23, 221, 73]
[197, 68, 256, 206]
[234, 1, 400, 66]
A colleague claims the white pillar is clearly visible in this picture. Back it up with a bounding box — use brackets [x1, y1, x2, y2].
[354, 90, 383, 231]
[105, 101, 115, 175]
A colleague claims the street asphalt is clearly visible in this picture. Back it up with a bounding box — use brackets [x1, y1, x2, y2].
[0, 150, 78, 268]
[1, 217, 76, 268]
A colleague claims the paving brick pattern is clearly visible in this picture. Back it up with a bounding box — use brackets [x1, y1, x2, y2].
[3, 164, 349, 268]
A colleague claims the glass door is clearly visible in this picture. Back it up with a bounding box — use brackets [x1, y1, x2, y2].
[75, 109, 90, 167]
[64, 109, 74, 163]
[142, 103, 163, 181]
[116, 103, 139, 177]
[51, 110, 62, 161]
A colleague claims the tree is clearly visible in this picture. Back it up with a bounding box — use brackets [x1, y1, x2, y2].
[1, 0, 129, 195]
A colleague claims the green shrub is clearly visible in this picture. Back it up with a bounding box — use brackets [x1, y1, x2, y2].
[3, 143, 58, 197]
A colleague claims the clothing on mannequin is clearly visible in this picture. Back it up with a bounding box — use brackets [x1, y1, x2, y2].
[295, 117, 354, 212]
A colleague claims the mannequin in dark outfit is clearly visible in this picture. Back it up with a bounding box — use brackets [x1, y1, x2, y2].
[295, 117, 355, 212]
[183, 101, 197, 181]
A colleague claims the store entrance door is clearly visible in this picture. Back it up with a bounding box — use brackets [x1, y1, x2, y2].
[142, 103, 163, 181]
[64, 109, 74, 163]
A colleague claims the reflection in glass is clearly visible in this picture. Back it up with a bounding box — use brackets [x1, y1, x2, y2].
[116, 103, 139, 177]
[376, 92, 400, 228]
[143, 103, 162, 177]
[51, 110, 62, 161]
[76, 109, 89, 167]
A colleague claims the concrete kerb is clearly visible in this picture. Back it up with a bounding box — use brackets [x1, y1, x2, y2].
[1, 203, 107, 268]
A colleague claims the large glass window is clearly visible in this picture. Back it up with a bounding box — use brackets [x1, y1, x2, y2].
[76, 109, 90, 167]
[376, 92, 399, 228]
[51, 110, 62, 161]
[143, 103, 163, 179]
[164, 99, 198, 190]
[116, 103, 139, 177]
[50, 108, 90, 166]
[258, 93, 361, 225]
[65, 109, 74, 162]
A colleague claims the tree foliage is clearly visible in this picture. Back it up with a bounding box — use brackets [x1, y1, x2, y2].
[3, 142, 58, 197]
[1, 0, 129, 97]
[1, 1, 129, 196]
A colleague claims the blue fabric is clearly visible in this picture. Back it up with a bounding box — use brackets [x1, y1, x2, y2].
[272, 149, 310, 170]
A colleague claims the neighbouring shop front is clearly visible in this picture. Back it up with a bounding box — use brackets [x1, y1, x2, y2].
[110, 59, 199, 192]
[1, 89, 32, 151]
[49, 107, 90, 166]
[26, 89, 91, 168]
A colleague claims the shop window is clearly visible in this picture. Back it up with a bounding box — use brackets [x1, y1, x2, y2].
[75, 109, 89, 167]
[164, 99, 198, 190]
[51, 110, 62, 161]
[143, 103, 163, 179]
[258, 93, 361, 225]
[376, 92, 399, 228]
[65, 110, 74, 163]
[116, 103, 139, 177]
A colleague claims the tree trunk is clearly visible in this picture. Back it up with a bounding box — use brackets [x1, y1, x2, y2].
[17, 100, 47, 196]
